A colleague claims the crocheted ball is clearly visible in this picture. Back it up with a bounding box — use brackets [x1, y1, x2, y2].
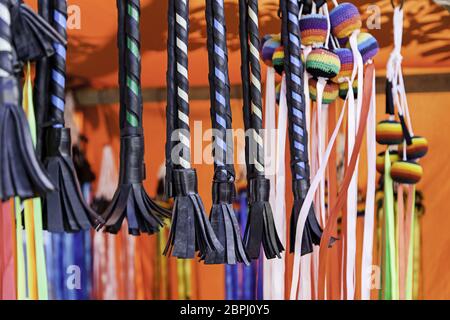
[309, 78, 339, 104]
[330, 3, 362, 39]
[405, 136, 429, 160]
[272, 46, 285, 75]
[339, 80, 358, 100]
[376, 120, 404, 145]
[306, 48, 341, 79]
[337, 36, 349, 48]
[390, 160, 423, 185]
[350, 32, 379, 64]
[376, 151, 399, 174]
[261, 34, 281, 66]
[276, 82, 281, 105]
[332, 48, 354, 83]
[299, 14, 328, 46]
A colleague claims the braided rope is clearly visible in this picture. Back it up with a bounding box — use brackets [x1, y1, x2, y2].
[238, 0, 252, 179]
[49, 0, 67, 128]
[247, 0, 264, 176]
[0, 1, 12, 78]
[124, 0, 141, 129]
[174, 0, 191, 170]
[207, 0, 233, 181]
[283, 0, 309, 181]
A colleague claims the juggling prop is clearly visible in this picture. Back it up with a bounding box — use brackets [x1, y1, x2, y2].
[338, 78, 358, 100]
[164, 0, 223, 259]
[272, 46, 285, 75]
[329, 1, 379, 300]
[0, 0, 56, 201]
[238, 0, 283, 260]
[103, 0, 169, 235]
[37, 0, 103, 233]
[261, 34, 280, 67]
[379, 3, 426, 300]
[203, 0, 248, 265]
[299, 14, 328, 47]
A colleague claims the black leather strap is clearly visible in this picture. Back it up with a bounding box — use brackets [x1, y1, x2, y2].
[248, 177, 270, 204]
[172, 168, 199, 196]
[119, 135, 146, 184]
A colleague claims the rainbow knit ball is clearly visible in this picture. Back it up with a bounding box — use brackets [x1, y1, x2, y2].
[390, 160, 423, 184]
[261, 34, 281, 66]
[348, 32, 379, 64]
[339, 80, 358, 100]
[332, 48, 354, 83]
[306, 48, 341, 79]
[309, 78, 339, 104]
[330, 3, 362, 39]
[376, 151, 400, 174]
[272, 46, 285, 75]
[337, 36, 349, 48]
[299, 14, 328, 46]
[376, 120, 404, 145]
[406, 136, 429, 160]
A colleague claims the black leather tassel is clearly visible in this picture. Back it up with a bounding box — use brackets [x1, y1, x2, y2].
[244, 177, 283, 260]
[205, 181, 249, 265]
[10, 0, 66, 69]
[103, 134, 170, 235]
[0, 78, 55, 201]
[43, 127, 103, 232]
[0, 0, 55, 201]
[289, 180, 324, 255]
[164, 169, 223, 259]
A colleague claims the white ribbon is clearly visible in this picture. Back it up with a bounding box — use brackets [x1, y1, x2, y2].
[290, 89, 350, 300]
[263, 67, 287, 300]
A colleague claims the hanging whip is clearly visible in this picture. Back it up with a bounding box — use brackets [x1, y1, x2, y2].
[164, 0, 223, 259]
[102, 0, 170, 235]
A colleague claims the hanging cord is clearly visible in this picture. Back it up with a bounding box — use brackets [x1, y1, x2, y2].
[281, 0, 324, 256]
[164, 0, 223, 260]
[204, 0, 249, 265]
[102, 0, 169, 235]
[238, 0, 283, 260]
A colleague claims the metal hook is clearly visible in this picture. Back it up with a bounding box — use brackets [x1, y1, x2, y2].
[391, 0, 404, 10]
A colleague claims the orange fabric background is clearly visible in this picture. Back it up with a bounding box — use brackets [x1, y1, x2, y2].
[81, 91, 450, 299]
[23, 0, 448, 300]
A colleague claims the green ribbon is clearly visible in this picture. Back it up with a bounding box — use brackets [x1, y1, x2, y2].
[384, 150, 398, 300]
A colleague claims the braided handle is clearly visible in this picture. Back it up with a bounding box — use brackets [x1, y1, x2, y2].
[49, 0, 67, 127]
[173, 0, 191, 169]
[238, 0, 253, 179]
[207, 0, 234, 182]
[282, 0, 310, 182]
[123, 0, 142, 130]
[0, 0, 12, 77]
[247, 0, 265, 177]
